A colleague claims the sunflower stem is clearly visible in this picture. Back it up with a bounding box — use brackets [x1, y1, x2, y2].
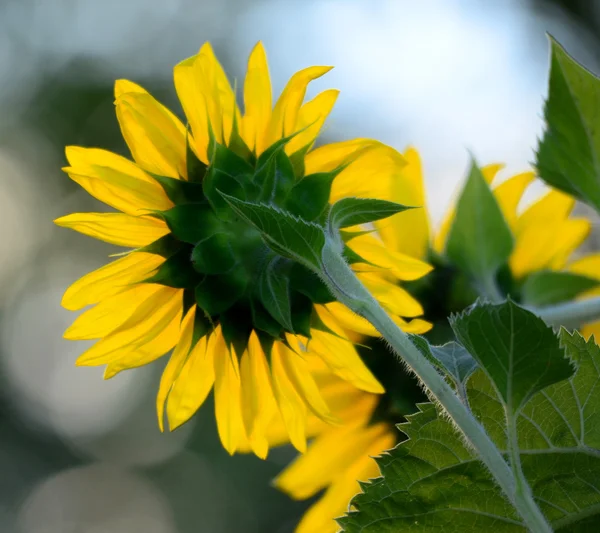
[532, 295, 600, 330]
[319, 240, 552, 533]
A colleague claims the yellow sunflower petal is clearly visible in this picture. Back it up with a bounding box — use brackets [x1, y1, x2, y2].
[349, 234, 433, 281]
[304, 138, 378, 174]
[481, 163, 505, 185]
[264, 65, 333, 147]
[321, 302, 378, 336]
[510, 218, 591, 278]
[239, 331, 277, 459]
[271, 342, 308, 453]
[115, 83, 187, 178]
[581, 321, 600, 342]
[376, 147, 430, 259]
[280, 348, 338, 425]
[156, 306, 196, 432]
[308, 330, 384, 394]
[359, 273, 424, 317]
[275, 422, 389, 500]
[64, 284, 159, 340]
[285, 89, 339, 155]
[393, 316, 432, 334]
[64, 147, 172, 214]
[491, 171, 535, 231]
[61, 252, 164, 311]
[54, 212, 169, 248]
[330, 143, 407, 202]
[166, 334, 214, 431]
[294, 426, 395, 533]
[516, 189, 575, 234]
[75, 287, 182, 366]
[568, 253, 600, 281]
[213, 328, 246, 455]
[242, 42, 272, 155]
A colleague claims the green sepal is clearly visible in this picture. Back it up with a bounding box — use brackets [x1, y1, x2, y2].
[250, 298, 284, 339]
[257, 256, 294, 332]
[144, 247, 202, 289]
[158, 203, 221, 245]
[290, 292, 313, 338]
[195, 270, 248, 316]
[220, 303, 253, 359]
[150, 173, 206, 204]
[139, 234, 183, 258]
[186, 131, 208, 183]
[192, 307, 213, 347]
[182, 288, 196, 317]
[309, 308, 347, 341]
[191, 230, 237, 275]
[203, 142, 254, 218]
[289, 263, 334, 304]
[521, 269, 599, 307]
[228, 109, 256, 165]
[285, 170, 339, 221]
[255, 149, 296, 205]
[256, 329, 276, 361]
[445, 160, 514, 289]
[343, 244, 372, 266]
[328, 197, 413, 233]
[288, 144, 311, 178]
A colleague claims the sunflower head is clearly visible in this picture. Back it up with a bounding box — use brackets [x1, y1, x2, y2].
[55, 42, 432, 457]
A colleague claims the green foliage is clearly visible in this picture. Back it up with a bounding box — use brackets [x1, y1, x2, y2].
[445, 161, 514, 291]
[328, 197, 412, 233]
[257, 256, 294, 332]
[521, 270, 599, 307]
[159, 203, 220, 245]
[536, 37, 600, 213]
[219, 192, 327, 271]
[451, 300, 575, 414]
[339, 303, 600, 532]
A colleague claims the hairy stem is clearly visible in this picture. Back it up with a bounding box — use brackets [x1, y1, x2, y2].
[320, 241, 552, 533]
[533, 296, 600, 329]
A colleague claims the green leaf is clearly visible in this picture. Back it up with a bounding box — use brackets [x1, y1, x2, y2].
[158, 203, 221, 245]
[257, 256, 294, 332]
[328, 197, 412, 233]
[255, 149, 296, 205]
[219, 193, 326, 271]
[144, 247, 202, 289]
[409, 335, 478, 391]
[339, 327, 600, 532]
[250, 298, 283, 339]
[445, 161, 514, 288]
[289, 263, 334, 304]
[521, 270, 599, 307]
[139, 234, 183, 258]
[220, 303, 253, 358]
[536, 37, 600, 212]
[450, 300, 574, 414]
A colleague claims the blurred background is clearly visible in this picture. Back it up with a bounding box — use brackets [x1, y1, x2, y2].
[0, 0, 599, 531]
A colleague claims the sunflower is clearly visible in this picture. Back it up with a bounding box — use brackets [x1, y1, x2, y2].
[55, 42, 432, 457]
[273, 147, 600, 532]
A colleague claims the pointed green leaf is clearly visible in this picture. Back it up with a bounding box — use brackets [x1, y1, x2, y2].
[521, 269, 599, 307]
[250, 298, 283, 339]
[158, 203, 221, 245]
[536, 37, 600, 212]
[219, 193, 326, 271]
[139, 234, 183, 258]
[410, 335, 478, 389]
[328, 197, 412, 233]
[446, 161, 514, 287]
[220, 303, 253, 358]
[450, 300, 574, 414]
[289, 263, 334, 304]
[290, 292, 313, 338]
[192, 307, 213, 347]
[257, 256, 294, 332]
